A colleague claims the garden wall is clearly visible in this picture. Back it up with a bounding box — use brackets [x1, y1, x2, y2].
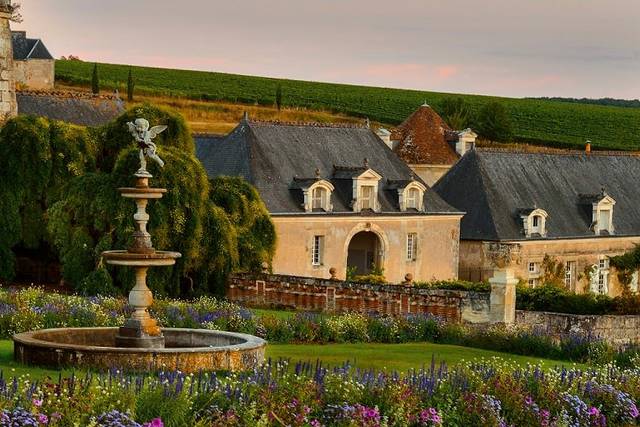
[516, 310, 640, 346]
[228, 273, 493, 323]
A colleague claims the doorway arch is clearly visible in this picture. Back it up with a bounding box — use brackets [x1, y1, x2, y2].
[346, 231, 383, 275]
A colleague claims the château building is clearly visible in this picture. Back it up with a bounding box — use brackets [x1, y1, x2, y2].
[196, 117, 463, 283]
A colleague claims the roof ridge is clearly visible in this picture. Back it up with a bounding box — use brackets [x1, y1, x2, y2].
[476, 147, 640, 157]
[16, 89, 121, 101]
[248, 119, 366, 129]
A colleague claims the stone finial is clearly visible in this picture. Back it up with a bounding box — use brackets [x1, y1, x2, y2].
[403, 273, 414, 285]
[365, 117, 370, 128]
[329, 267, 337, 280]
[315, 167, 321, 178]
[261, 262, 269, 274]
[242, 111, 249, 122]
[363, 158, 369, 168]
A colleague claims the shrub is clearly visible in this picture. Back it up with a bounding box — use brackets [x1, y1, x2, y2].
[474, 101, 513, 142]
[516, 284, 616, 314]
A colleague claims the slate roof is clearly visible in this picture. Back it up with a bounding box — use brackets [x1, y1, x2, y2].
[391, 104, 460, 165]
[195, 120, 460, 215]
[17, 90, 125, 127]
[12, 31, 53, 60]
[433, 148, 640, 241]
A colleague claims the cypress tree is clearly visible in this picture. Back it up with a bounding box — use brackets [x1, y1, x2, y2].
[127, 67, 135, 101]
[91, 63, 100, 94]
[275, 84, 282, 111]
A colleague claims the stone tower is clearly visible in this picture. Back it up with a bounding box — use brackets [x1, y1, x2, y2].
[0, 0, 16, 122]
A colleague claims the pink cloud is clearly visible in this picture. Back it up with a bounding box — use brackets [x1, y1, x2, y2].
[436, 66, 458, 79]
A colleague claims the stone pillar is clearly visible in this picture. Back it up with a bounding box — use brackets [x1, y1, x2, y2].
[0, 4, 16, 122]
[489, 268, 517, 324]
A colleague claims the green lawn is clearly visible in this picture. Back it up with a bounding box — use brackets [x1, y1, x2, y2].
[266, 342, 581, 371]
[250, 308, 296, 319]
[0, 340, 580, 379]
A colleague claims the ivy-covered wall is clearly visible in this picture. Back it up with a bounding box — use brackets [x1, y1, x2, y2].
[0, 104, 275, 296]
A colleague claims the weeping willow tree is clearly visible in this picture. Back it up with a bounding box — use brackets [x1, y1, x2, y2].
[0, 116, 96, 281]
[1, 104, 275, 296]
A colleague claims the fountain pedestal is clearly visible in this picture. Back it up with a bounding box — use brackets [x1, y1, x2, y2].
[102, 172, 180, 349]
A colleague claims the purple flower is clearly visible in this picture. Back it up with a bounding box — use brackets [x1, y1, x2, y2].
[143, 419, 163, 427]
[589, 407, 600, 417]
[32, 398, 43, 408]
[37, 414, 48, 425]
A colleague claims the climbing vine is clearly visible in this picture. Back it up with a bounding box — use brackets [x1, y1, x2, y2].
[610, 245, 640, 291]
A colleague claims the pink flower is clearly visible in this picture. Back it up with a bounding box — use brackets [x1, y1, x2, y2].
[310, 420, 321, 427]
[32, 398, 43, 408]
[143, 418, 164, 427]
[37, 414, 48, 425]
[51, 413, 62, 420]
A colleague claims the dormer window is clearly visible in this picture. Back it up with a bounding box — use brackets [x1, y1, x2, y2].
[351, 168, 382, 213]
[593, 195, 615, 235]
[521, 208, 548, 238]
[397, 181, 427, 212]
[292, 177, 334, 213]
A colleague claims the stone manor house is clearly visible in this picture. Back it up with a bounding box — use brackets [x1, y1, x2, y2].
[196, 117, 463, 283]
[434, 148, 640, 296]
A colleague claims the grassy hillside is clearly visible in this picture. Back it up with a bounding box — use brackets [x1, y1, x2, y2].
[56, 60, 640, 150]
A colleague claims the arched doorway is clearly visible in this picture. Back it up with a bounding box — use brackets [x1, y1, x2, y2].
[347, 231, 383, 275]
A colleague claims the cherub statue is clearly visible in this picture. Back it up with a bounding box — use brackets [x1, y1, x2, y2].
[126, 118, 167, 174]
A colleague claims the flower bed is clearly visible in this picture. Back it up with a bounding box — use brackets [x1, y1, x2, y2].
[1, 359, 639, 426]
[1, 287, 639, 366]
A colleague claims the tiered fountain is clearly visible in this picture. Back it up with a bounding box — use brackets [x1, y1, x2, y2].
[13, 118, 265, 372]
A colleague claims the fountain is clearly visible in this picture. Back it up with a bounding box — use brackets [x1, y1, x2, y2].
[13, 118, 266, 372]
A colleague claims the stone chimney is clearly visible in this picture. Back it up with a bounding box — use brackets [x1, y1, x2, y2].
[585, 140, 591, 154]
[455, 128, 477, 156]
[0, 0, 16, 122]
[375, 128, 393, 149]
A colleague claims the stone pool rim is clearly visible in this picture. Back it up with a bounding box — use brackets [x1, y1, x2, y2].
[13, 327, 266, 372]
[13, 327, 266, 353]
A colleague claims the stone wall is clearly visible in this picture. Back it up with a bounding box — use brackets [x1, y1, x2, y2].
[14, 59, 54, 90]
[228, 272, 494, 323]
[516, 310, 640, 346]
[0, 8, 16, 121]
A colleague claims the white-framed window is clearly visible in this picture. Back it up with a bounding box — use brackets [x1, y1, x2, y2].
[596, 257, 609, 294]
[598, 209, 611, 232]
[406, 188, 420, 210]
[406, 233, 417, 261]
[564, 261, 575, 289]
[360, 185, 375, 210]
[528, 262, 539, 274]
[311, 187, 328, 211]
[528, 278, 539, 287]
[311, 235, 324, 266]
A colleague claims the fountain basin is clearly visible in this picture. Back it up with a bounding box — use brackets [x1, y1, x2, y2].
[102, 250, 181, 266]
[13, 328, 266, 373]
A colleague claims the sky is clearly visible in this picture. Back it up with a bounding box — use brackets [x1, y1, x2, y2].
[16, 0, 640, 99]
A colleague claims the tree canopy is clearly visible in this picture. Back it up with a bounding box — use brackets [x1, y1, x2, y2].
[0, 104, 275, 297]
[474, 101, 513, 142]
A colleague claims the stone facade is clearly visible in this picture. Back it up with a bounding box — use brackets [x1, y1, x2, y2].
[459, 237, 640, 296]
[516, 310, 640, 347]
[228, 272, 494, 323]
[14, 58, 54, 90]
[0, 6, 16, 121]
[271, 214, 461, 284]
